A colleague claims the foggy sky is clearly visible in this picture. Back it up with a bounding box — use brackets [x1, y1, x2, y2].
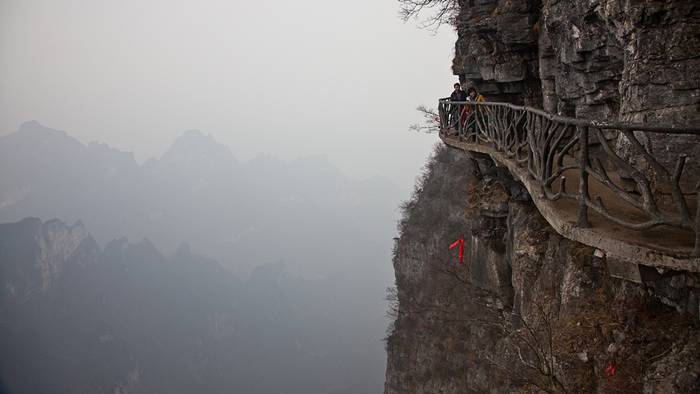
[0, 0, 456, 189]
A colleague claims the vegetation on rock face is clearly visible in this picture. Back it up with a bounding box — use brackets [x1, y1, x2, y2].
[393, 0, 700, 391]
[385, 145, 700, 393]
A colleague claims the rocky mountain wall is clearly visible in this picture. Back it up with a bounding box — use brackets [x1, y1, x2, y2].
[385, 2, 700, 391]
[385, 145, 700, 393]
[453, 0, 700, 124]
[452, 0, 700, 194]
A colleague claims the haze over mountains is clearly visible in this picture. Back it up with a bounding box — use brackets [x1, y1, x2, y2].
[1, 218, 384, 393]
[0, 120, 401, 278]
[0, 121, 405, 393]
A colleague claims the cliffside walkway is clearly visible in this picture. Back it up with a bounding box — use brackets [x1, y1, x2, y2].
[438, 100, 700, 275]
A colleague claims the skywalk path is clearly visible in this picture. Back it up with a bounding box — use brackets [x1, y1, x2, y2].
[438, 100, 700, 276]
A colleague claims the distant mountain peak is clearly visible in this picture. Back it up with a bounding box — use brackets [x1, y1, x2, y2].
[180, 129, 205, 138]
[18, 120, 44, 130]
[171, 130, 221, 150]
[161, 130, 236, 164]
[2, 121, 87, 153]
[15, 120, 68, 139]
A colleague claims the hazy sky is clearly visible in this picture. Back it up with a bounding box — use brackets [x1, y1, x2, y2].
[1, 0, 456, 189]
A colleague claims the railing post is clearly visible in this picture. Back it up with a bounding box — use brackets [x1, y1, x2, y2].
[577, 126, 590, 228]
[694, 186, 700, 256]
[474, 104, 482, 143]
[438, 101, 445, 132]
[456, 103, 462, 138]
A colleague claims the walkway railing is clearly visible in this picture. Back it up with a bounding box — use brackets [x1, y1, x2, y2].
[438, 99, 700, 258]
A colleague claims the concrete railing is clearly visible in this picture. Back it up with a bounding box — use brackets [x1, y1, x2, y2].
[438, 99, 700, 271]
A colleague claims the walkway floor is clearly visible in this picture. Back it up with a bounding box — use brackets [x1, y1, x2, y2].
[442, 134, 700, 273]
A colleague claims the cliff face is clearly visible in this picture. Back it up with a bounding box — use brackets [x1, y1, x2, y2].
[385, 145, 700, 393]
[447, 0, 700, 276]
[453, 0, 700, 124]
[452, 1, 700, 178]
[0, 217, 94, 298]
[385, 5, 700, 390]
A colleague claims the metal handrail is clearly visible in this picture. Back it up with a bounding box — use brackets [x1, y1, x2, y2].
[438, 99, 700, 257]
[439, 99, 700, 134]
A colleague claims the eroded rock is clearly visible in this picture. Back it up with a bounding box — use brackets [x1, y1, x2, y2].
[385, 145, 700, 393]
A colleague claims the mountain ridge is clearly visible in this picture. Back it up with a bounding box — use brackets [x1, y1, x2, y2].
[0, 216, 384, 393]
[0, 121, 400, 277]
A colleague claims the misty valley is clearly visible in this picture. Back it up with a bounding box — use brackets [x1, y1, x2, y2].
[0, 121, 402, 393]
[4, 0, 700, 392]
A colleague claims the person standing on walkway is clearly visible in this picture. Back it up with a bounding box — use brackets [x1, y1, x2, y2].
[459, 86, 484, 130]
[466, 86, 485, 104]
[464, 86, 487, 134]
[449, 83, 467, 132]
[450, 83, 467, 102]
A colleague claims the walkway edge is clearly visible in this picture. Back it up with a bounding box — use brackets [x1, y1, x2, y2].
[442, 135, 700, 273]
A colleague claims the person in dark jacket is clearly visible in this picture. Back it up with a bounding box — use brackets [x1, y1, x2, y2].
[450, 83, 467, 102]
[448, 83, 467, 131]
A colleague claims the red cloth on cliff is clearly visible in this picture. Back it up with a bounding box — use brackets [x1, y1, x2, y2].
[605, 361, 616, 383]
[449, 237, 465, 264]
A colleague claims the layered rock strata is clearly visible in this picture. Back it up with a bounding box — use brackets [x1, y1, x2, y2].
[453, 0, 700, 123]
[452, 0, 700, 184]
[385, 1, 700, 392]
[385, 145, 700, 393]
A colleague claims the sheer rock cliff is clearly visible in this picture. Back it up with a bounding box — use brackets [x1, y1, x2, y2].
[452, 0, 700, 180]
[452, 0, 700, 124]
[384, 145, 699, 393]
[385, 2, 699, 391]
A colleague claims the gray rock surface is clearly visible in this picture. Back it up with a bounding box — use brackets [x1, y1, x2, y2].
[453, 0, 700, 124]
[385, 145, 700, 393]
[0, 217, 93, 298]
[387, 1, 700, 392]
[453, 1, 700, 188]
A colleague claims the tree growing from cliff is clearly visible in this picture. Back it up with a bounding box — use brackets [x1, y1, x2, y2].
[409, 105, 441, 133]
[398, 0, 459, 29]
[427, 260, 569, 393]
[488, 302, 569, 394]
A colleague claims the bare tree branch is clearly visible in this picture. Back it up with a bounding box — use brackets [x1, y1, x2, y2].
[398, 0, 460, 30]
[410, 105, 442, 134]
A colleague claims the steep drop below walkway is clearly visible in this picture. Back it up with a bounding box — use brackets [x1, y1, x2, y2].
[441, 132, 700, 275]
[385, 145, 700, 393]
